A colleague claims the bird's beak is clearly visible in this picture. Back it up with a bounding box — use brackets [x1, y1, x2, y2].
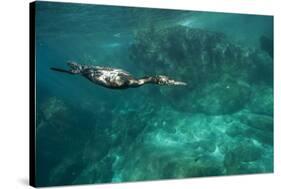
[172, 80, 187, 86]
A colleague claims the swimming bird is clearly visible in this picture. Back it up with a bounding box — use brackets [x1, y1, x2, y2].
[50, 62, 187, 89]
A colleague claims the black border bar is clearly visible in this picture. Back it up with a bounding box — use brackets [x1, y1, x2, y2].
[29, 1, 36, 187]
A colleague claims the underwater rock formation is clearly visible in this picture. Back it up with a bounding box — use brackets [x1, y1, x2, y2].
[248, 86, 273, 116]
[41, 97, 67, 120]
[188, 78, 251, 115]
[223, 138, 264, 174]
[159, 71, 254, 115]
[129, 25, 273, 115]
[104, 107, 273, 182]
[236, 112, 273, 132]
[130, 26, 257, 83]
[36, 97, 68, 131]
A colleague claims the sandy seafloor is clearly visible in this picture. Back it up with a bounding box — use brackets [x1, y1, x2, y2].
[34, 1, 273, 187]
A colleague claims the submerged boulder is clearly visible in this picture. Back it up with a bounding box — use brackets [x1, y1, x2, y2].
[160, 76, 251, 115]
[41, 97, 68, 121]
[129, 25, 263, 84]
[223, 139, 263, 174]
[248, 86, 273, 116]
[236, 112, 273, 132]
[193, 78, 251, 115]
[129, 25, 271, 115]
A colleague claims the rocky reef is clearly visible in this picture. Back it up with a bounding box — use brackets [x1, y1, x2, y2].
[129, 26, 273, 115]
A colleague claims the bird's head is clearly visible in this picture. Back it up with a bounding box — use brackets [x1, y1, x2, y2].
[157, 75, 187, 86]
[67, 61, 83, 74]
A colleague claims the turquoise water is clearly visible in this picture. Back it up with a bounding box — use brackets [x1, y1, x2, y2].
[35, 1, 273, 187]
